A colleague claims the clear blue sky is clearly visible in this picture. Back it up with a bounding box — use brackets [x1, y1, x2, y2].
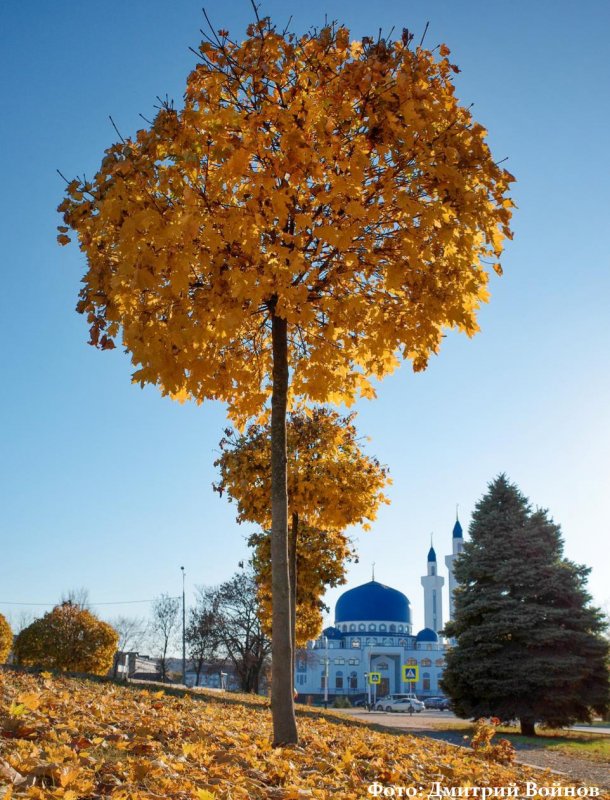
[1, 0, 609, 636]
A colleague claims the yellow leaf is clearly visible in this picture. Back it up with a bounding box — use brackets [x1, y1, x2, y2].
[16, 693, 41, 711]
[195, 791, 216, 800]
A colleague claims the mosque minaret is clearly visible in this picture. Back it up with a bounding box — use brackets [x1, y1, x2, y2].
[420, 541, 444, 634]
[444, 516, 464, 621]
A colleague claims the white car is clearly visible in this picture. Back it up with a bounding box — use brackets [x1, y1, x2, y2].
[376, 697, 425, 713]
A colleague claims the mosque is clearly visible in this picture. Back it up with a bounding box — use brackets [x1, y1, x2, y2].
[294, 518, 464, 701]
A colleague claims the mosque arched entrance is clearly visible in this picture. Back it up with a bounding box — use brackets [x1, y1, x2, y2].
[370, 655, 399, 697]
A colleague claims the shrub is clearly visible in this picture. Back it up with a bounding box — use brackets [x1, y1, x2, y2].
[13, 603, 118, 675]
[0, 613, 12, 663]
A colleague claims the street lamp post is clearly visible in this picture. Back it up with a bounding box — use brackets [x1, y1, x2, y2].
[181, 566, 186, 685]
[324, 635, 329, 709]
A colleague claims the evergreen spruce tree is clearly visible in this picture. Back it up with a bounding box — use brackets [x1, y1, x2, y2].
[442, 475, 609, 736]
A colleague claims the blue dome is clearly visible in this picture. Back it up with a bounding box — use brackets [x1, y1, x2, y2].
[416, 627, 439, 643]
[322, 626, 343, 641]
[427, 546, 437, 562]
[335, 580, 411, 624]
[453, 519, 463, 538]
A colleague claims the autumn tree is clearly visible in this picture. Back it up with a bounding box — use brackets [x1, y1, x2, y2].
[186, 592, 222, 686]
[150, 594, 180, 682]
[251, 525, 355, 647]
[0, 614, 12, 663]
[209, 571, 272, 694]
[59, 16, 513, 743]
[111, 615, 147, 653]
[442, 476, 609, 736]
[215, 407, 388, 646]
[13, 603, 118, 675]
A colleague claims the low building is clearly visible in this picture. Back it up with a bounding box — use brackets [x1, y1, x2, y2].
[113, 652, 162, 681]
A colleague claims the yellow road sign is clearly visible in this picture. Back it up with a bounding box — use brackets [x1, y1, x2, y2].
[369, 672, 381, 685]
[402, 665, 419, 682]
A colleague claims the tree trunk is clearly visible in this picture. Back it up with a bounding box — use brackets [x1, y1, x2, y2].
[270, 312, 298, 745]
[520, 718, 536, 737]
[289, 512, 298, 680]
[161, 643, 168, 682]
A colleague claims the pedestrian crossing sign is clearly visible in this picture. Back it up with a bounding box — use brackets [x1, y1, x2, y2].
[369, 672, 381, 684]
[402, 665, 419, 682]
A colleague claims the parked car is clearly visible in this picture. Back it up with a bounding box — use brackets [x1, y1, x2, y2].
[378, 693, 424, 704]
[376, 697, 425, 713]
[425, 696, 452, 710]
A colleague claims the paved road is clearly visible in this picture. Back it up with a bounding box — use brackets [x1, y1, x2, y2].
[571, 725, 610, 735]
[339, 708, 610, 736]
[335, 707, 463, 728]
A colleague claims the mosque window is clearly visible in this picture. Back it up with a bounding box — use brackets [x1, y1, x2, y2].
[335, 671, 344, 689]
[351, 638, 361, 649]
[423, 672, 431, 691]
[349, 624, 356, 632]
[348, 658, 360, 665]
[379, 624, 386, 631]
[321, 673, 327, 690]
[296, 674, 307, 686]
[368, 624, 376, 631]
[389, 624, 396, 632]
[376, 661, 389, 671]
[407, 658, 417, 665]
[359, 624, 366, 631]
[435, 658, 444, 667]
[334, 658, 345, 665]
[398, 625, 404, 632]
[421, 658, 432, 667]
[349, 672, 358, 690]
[342, 625, 347, 632]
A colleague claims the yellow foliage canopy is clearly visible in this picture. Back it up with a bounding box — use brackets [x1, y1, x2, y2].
[251, 525, 356, 645]
[13, 603, 118, 676]
[214, 408, 390, 531]
[58, 21, 514, 427]
[0, 613, 12, 664]
[215, 408, 390, 642]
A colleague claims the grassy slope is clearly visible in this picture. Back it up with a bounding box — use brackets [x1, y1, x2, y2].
[0, 670, 606, 799]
